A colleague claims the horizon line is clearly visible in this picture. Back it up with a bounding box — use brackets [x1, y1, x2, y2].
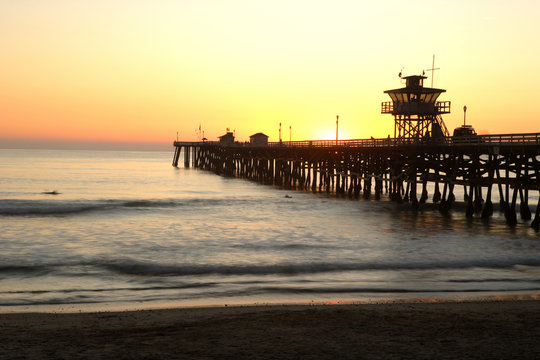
[0, 138, 174, 152]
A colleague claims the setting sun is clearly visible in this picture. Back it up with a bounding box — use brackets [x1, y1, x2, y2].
[316, 126, 352, 141]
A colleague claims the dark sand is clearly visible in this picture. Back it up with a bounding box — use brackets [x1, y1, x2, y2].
[2, 300, 540, 359]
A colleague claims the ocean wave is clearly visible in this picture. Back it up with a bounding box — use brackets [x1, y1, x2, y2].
[0, 198, 235, 216]
[100, 259, 540, 276]
[254, 286, 540, 294]
[4, 258, 540, 278]
[2, 283, 214, 295]
[0, 264, 53, 275]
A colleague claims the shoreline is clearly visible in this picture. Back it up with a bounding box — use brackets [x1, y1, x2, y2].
[2, 299, 540, 359]
[3, 291, 540, 314]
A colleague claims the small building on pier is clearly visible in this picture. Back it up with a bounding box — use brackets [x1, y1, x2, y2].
[249, 132, 269, 146]
[219, 131, 235, 144]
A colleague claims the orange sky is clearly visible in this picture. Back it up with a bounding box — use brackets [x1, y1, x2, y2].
[1, 1, 539, 148]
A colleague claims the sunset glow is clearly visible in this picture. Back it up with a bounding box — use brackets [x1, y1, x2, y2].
[1, 1, 539, 149]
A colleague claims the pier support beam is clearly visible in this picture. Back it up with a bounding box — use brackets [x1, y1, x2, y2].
[172, 146, 181, 167]
[184, 146, 190, 168]
[532, 195, 540, 230]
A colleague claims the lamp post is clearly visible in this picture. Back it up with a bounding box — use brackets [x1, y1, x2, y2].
[289, 125, 291, 144]
[336, 115, 339, 145]
[279, 123, 282, 143]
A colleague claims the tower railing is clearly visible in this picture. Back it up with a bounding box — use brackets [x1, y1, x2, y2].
[381, 101, 451, 115]
[381, 101, 393, 114]
[436, 101, 451, 114]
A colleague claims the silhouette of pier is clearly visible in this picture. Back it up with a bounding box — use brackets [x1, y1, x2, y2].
[173, 135, 540, 228]
[172, 73, 540, 228]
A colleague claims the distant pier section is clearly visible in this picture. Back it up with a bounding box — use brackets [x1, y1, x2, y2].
[173, 74, 540, 229]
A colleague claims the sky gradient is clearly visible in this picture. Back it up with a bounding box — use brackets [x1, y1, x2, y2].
[2, 0, 539, 149]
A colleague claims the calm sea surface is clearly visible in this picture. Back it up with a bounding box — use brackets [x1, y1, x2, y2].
[1, 148, 539, 312]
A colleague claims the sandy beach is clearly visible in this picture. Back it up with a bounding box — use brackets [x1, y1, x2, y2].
[1, 300, 540, 359]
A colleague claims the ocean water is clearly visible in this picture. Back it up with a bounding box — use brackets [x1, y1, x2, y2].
[0, 148, 539, 312]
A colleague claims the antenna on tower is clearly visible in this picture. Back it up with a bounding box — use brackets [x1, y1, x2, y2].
[423, 54, 440, 88]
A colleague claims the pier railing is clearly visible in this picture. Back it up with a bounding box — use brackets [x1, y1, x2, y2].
[174, 132, 540, 149]
[451, 133, 540, 145]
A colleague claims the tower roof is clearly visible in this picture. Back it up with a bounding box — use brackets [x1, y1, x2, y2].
[384, 73, 446, 105]
[384, 87, 445, 96]
[401, 75, 427, 80]
[384, 74, 446, 95]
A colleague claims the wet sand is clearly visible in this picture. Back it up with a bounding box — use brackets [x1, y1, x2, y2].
[2, 300, 540, 359]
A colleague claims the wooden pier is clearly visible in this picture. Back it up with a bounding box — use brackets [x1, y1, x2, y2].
[173, 135, 540, 229]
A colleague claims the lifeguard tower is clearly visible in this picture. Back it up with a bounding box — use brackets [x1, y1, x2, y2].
[381, 74, 450, 143]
